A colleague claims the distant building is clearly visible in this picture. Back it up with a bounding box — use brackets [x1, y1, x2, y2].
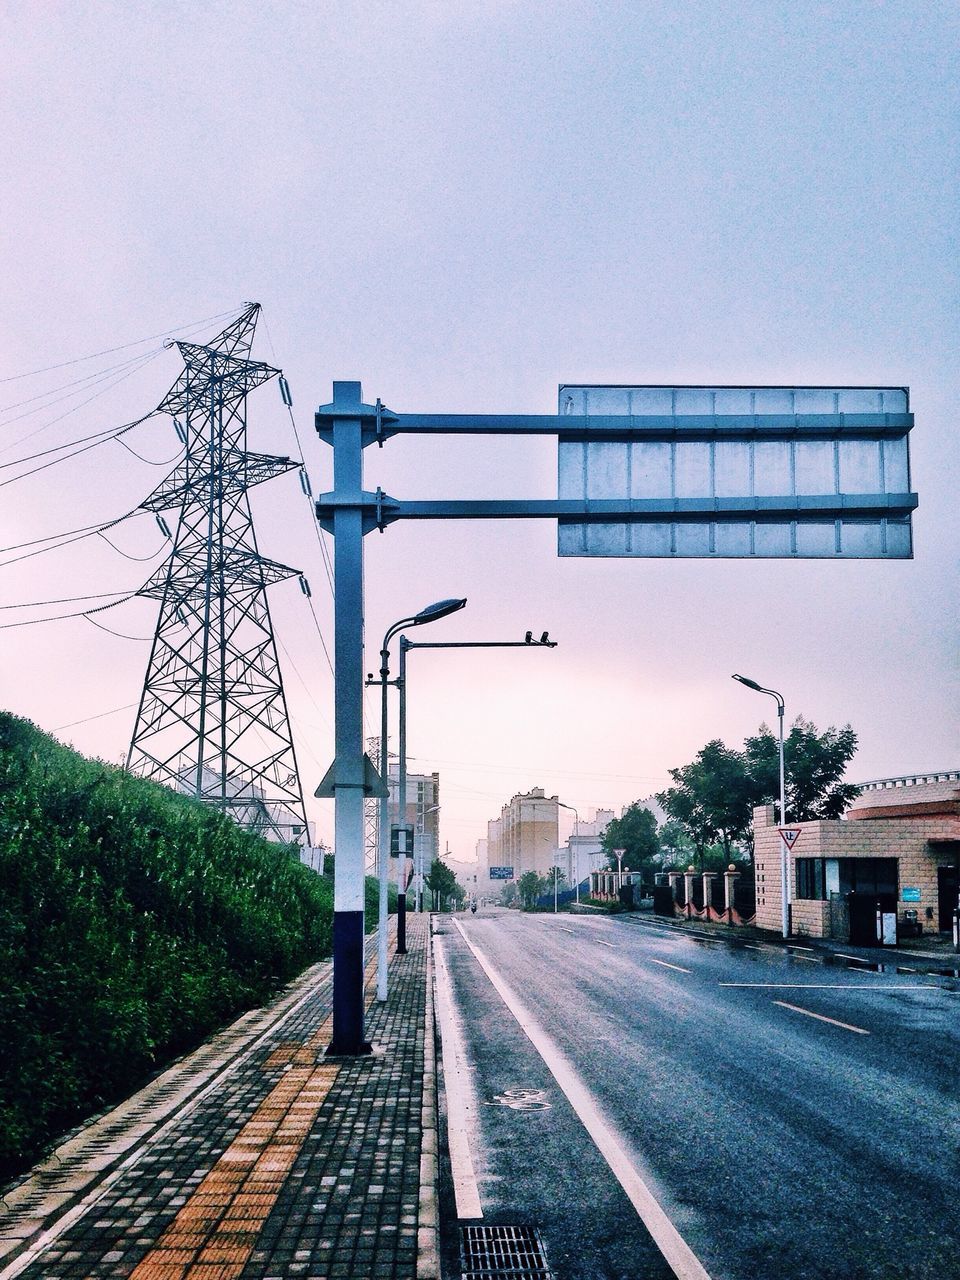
[754, 770, 960, 941]
[387, 767, 440, 870]
[483, 788, 559, 895]
[562, 808, 615, 884]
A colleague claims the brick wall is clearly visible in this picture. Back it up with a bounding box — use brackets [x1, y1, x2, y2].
[753, 804, 959, 938]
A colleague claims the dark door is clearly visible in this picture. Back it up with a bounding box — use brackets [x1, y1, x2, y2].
[938, 866, 958, 932]
[847, 892, 896, 946]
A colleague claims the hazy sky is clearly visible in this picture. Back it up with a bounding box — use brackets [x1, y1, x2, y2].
[1, 1, 957, 856]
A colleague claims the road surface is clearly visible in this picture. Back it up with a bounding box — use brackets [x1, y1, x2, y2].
[433, 907, 958, 1280]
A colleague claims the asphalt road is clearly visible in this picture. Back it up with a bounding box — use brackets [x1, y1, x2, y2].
[433, 907, 959, 1280]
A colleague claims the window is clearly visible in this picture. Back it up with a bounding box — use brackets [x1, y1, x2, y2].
[796, 858, 826, 900]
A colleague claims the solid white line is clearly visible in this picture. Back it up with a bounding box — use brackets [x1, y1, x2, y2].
[773, 1001, 870, 1035]
[649, 958, 692, 974]
[452, 919, 712, 1280]
[433, 938, 483, 1220]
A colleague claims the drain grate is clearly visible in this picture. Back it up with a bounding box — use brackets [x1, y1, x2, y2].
[460, 1225, 553, 1279]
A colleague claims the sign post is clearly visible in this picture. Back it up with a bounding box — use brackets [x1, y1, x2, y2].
[314, 382, 917, 1052]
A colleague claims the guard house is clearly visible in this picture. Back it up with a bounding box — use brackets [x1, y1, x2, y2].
[753, 772, 960, 941]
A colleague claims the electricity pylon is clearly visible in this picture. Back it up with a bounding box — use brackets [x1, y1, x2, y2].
[126, 304, 309, 846]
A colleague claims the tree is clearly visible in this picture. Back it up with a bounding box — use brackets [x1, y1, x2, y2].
[600, 804, 659, 881]
[744, 718, 861, 821]
[655, 774, 719, 871]
[424, 858, 465, 910]
[517, 870, 545, 910]
[657, 819, 693, 868]
[549, 864, 568, 893]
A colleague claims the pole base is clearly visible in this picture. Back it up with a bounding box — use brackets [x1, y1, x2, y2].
[396, 891, 407, 954]
[328, 909, 371, 1055]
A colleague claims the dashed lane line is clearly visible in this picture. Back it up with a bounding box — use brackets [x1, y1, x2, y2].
[773, 1001, 870, 1035]
[719, 983, 936, 989]
[452, 918, 712, 1280]
[648, 958, 692, 974]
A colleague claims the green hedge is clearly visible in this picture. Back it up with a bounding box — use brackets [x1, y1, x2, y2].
[0, 713, 380, 1180]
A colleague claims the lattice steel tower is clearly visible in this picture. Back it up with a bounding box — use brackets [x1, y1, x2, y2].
[126, 305, 309, 845]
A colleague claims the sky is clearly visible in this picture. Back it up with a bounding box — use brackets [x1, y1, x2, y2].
[1, 1, 957, 859]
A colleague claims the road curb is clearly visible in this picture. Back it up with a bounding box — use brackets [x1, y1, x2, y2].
[418, 916, 441, 1279]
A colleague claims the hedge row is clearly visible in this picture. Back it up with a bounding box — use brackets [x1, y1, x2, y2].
[0, 712, 382, 1180]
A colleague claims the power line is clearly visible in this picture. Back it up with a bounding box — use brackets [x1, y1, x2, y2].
[0, 593, 136, 630]
[0, 348, 162, 436]
[0, 306, 243, 385]
[52, 702, 137, 732]
[0, 589, 135, 610]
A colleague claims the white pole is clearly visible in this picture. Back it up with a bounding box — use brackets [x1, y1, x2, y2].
[778, 699, 789, 939]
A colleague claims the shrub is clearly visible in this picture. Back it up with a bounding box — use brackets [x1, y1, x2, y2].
[0, 713, 339, 1179]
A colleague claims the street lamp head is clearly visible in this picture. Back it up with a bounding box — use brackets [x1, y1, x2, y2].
[413, 597, 467, 625]
[732, 673, 763, 692]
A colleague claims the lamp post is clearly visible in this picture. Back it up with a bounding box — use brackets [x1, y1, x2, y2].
[371, 598, 466, 1003]
[397, 630, 557, 912]
[557, 801, 580, 903]
[415, 802, 440, 912]
[732, 673, 789, 939]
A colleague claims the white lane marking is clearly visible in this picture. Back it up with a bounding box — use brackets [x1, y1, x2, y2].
[786, 945, 814, 951]
[596, 939, 616, 948]
[773, 1001, 870, 1035]
[649, 958, 692, 974]
[433, 937, 483, 1220]
[452, 919, 712, 1280]
[834, 954, 871, 963]
[791, 955, 820, 964]
[719, 983, 935, 989]
[558, 927, 577, 935]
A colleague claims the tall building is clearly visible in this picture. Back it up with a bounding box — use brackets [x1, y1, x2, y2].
[387, 767, 441, 870]
[489, 787, 559, 883]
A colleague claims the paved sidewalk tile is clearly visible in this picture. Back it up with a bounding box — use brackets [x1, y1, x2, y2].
[4, 915, 429, 1280]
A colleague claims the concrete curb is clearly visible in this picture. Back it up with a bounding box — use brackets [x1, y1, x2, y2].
[417, 916, 441, 1279]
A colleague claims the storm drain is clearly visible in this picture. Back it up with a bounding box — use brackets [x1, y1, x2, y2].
[460, 1225, 553, 1279]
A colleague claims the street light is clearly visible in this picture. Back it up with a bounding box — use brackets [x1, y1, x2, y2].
[557, 801, 580, 903]
[372, 597, 466, 1002]
[415, 802, 440, 912]
[732, 672, 789, 939]
[396, 630, 557, 913]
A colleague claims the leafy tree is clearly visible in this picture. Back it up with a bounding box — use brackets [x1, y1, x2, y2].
[655, 776, 718, 870]
[517, 870, 545, 909]
[600, 803, 659, 880]
[548, 864, 568, 892]
[427, 860, 460, 911]
[744, 718, 861, 821]
[657, 819, 693, 868]
[500, 882, 517, 906]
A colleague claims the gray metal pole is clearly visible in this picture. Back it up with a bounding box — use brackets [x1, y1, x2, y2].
[377, 643, 391, 1002]
[399, 639, 411, 911]
[328, 382, 370, 1055]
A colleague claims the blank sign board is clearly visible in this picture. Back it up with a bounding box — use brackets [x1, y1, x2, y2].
[557, 385, 914, 558]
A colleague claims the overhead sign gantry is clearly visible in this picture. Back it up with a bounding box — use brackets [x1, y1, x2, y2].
[315, 381, 916, 1054]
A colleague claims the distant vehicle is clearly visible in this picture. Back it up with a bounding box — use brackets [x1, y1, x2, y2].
[471, 902, 477, 914]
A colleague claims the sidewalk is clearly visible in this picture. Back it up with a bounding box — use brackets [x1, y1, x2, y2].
[0, 913, 437, 1280]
